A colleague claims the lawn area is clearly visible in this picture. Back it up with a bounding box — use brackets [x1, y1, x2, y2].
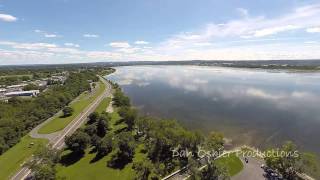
[56, 144, 145, 180]
[94, 97, 111, 114]
[56, 108, 144, 180]
[215, 152, 244, 176]
[38, 81, 106, 134]
[0, 136, 48, 180]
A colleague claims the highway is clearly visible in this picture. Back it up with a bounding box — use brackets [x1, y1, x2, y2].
[10, 77, 112, 180]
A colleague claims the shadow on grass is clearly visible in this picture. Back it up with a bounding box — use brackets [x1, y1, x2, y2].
[59, 114, 70, 118]
[114, 127, 127, 134]
[107, 158, 132, 170]
[60, 151, 84, 166]
[90, 152, 109, 164]
[89, 147, 97, 154]
[114, 118, 125, 126]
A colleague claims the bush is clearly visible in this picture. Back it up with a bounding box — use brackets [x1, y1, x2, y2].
[62, 106, 74, 117]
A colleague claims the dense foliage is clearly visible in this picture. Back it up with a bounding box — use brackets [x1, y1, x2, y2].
[0, 71, 98, 154]
[264, 141, 320, 179]
[26, 146, 62, 180]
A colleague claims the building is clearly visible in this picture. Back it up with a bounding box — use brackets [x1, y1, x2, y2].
[0, 88, 6, 93]
[5, 90, 40, 97]
[6, 84, 27, 92]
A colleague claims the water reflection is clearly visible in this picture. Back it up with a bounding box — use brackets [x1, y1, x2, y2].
[107, 66, 320, 153]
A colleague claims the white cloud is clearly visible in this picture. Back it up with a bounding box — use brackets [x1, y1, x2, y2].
[34, 29, 44, 33]
[304, 41, 318, 44]
[0, 13, 17, 22]
[306, 27, 320, 33]
[109, 41, 131, 48]
[134, 41, 149, 45]
[246, 88, 283, 100]
[252, 25, 299, 37]
[237, 8, 248, 17]
[194, 42, 212, 47]
[34, 30, 60, 38]
[162, 3, 320, 46]
[44, 34, 58, 38]
[64, 43, 80, 48]
[116, 47, 140, 54]
[0, 41, 57, 50]
[83, 34, 99, 38]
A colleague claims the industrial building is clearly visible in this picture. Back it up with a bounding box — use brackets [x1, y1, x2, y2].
[5, 90, 40, 97]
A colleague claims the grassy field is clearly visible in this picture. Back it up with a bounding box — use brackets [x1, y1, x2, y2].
[56, 107, 143, 180]
[0, 136, 48, 180]
[215, 152, 244, 176]
[56, 144, 145, 180]
[38, 81, 106, 134]
[94, 97, 111, 114]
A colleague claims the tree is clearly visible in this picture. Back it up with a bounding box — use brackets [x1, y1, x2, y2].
[97, 134, 113, 157]
[108, 132, 136, 168]
[201, 160, 229, 180]
[92, 82, 96, 89]
[84, 124, 97, 136]
[26, 146, 61, 180]
[113, 88, 130, 107]
[0, 136, 9, 154]
[264, 141, 301, 179]
[23, 83, 39, 91]
[133, 157, 154, 180]
[206, 132, 224, 158]
[21, 75, 31, 81]
[97, 119, 107, 137]
[118, 107, 137, 131]
[136, 116, 155, 138]
[62, 106, 73, 117]
[65, 130, 90, 154]
[88, 112, 99, 124]
[32, 163, 56, 180]
[188, 157, 201, 180]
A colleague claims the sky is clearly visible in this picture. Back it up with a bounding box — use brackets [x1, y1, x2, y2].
[0, 0, 320, 65]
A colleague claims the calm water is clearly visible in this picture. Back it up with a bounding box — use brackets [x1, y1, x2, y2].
[107, 66, 320, 153]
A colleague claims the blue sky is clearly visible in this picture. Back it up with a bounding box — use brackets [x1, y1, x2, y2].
[0, 0, 320, 65]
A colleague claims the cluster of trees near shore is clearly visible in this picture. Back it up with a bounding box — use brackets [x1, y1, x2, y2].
[0, 71, 99, 155]
[56, 83, 229, 180]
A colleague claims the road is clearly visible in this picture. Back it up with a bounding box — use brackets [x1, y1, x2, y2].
[10, 77, 112, 180]
[232, 156, 265, 180]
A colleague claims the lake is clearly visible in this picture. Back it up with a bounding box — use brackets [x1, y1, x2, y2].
[107, 66, 320, 154]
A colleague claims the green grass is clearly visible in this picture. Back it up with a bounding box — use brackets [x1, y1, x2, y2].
[56, 109, 144, 180]
[56, 144, 145, 180]
[38, 81, 106, 134]
[215, 153, 244, 176]
[95, 97, 111, 114]
[0, 136, 48, 180]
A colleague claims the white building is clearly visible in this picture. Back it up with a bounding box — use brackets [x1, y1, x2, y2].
[5, 90, 40, 97]
[0, 88, 6, 93]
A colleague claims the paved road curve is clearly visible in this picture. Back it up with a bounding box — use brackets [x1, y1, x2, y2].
[10, 77, 112, 180]
[232, 156, 265, 180]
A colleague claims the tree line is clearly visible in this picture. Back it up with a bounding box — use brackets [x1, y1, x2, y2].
[0, 71, 98, 154]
